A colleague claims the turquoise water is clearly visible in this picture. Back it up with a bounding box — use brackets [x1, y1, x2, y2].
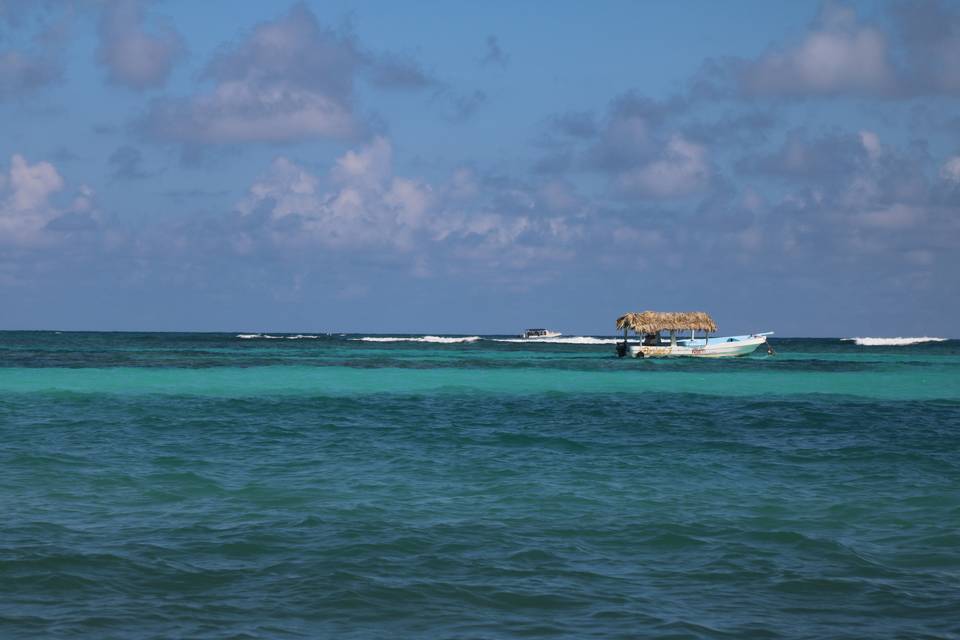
[1, 333, 959, 638]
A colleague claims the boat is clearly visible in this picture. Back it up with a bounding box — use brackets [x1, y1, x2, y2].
[520, 328, 562, 339]
[615, 310, 772, 358]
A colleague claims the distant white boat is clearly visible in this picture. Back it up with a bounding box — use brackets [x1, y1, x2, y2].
[520, 328, 562, 339]
[616, 311, 772, 358]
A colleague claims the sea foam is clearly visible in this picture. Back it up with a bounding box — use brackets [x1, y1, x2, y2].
[843, 337, 946, 346]
[492, 336, 620, 345]
[354, 336, 482, 344]
[354, 335, 619, 345]
[236, 334, 321, 340]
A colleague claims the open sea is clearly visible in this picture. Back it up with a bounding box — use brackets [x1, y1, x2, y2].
[1, 331, 959, 639]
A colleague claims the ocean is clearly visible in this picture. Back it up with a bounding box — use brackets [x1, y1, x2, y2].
[1, 332, 958, 639]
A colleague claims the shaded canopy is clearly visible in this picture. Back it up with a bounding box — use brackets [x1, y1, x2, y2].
[616, 311, 718, 334]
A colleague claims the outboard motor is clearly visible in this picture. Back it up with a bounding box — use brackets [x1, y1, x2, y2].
[616, 342, 628, 358]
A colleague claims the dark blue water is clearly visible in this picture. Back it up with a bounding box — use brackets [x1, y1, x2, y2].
[1, 332, 959, 638]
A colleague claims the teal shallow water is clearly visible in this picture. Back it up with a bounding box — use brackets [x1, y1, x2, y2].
[1, 333, 959, 638]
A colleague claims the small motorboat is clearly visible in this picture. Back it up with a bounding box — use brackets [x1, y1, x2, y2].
[520, 328, 562, 339]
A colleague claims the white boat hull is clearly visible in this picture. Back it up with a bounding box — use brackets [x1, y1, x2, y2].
[522, 331, 562, 339]
[627, 334, 769, 358]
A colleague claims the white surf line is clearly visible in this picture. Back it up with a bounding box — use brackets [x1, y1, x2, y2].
[352, 336, 482, 344]
[842, 337, 947, 346]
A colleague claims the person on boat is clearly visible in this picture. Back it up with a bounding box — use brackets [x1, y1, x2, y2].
[643, 333, 657, 346]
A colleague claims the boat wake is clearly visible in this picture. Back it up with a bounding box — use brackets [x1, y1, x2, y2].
[354, 336, 482, 344]
[236, 334, 321, 340]
[843, 337, 946, 346]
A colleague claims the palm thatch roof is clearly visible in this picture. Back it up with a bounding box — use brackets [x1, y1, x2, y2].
[616, 311, 718, 334]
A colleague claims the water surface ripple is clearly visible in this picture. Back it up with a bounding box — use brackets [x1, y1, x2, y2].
[1, 333, 958, 638]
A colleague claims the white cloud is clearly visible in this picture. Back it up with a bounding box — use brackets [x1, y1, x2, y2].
[0, 154, 63, 244]
[0, 155, 104, 244]
[855, 203, 924, 229]
[941, 156, 960, 183]
[740, 4, 894, 96]
[385, 178, 431, 227]
[243, 156, 320, 220]
[333, 136, 392, 186]
[237, 137, 578, 266]
[97, 0, 184, 90]
[142, 4, 361, 144]
[538, 180, 581, 212]
[71, 185, 96, 213]
[0, 1, 70, 101]
[859, 130, 882, 160]
[0, 50, 60, 99]
[8, 154, 62, 212]
[616, 136, 710, 198]
[447, 168, 479, 201]
[894, 0, 960, 95]
[238, 137, 430, 249]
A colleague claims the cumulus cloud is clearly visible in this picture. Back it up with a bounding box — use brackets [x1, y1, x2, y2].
[740, 129, 869, 182]
[736, 127, 956, 265]
[96, 0, 184, 90]
[238, 137, 434, 250]
[588, 110, 652, 171]
[941, 156, 960, 182]
[715, 1, 960, 98]
[0, 154, 104, 246]
[578, 92, 690, 173]
[0, 50, 61, 99]
[140, 2, 440, 145]
[0, 154, 63, 244]
[859, 130, 882, 160]
[141, 3, 363, 144]
[739, 2, 894, 97]
[893, 0, 960, 94]
[855, 203, 924, 229]
[616, 136, 711, 198]
[0, 2, 71, 101]
[235, 137, 581, 269]
[541, 92, 710, 199]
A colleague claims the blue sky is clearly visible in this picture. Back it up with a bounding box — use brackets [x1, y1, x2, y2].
[1, 0, 958, 336]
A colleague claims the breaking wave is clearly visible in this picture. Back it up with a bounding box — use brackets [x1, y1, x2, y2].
[354, 336, 482, 344]
[236, 334, 321, 340]
[354, 336, 620, 345]
[492, 336, 620, 345]
[842, 337, 947, 346]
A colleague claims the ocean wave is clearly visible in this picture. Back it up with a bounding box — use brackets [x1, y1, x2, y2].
[236, 334, 321, 340]
[842, 337, 947, 346]
[492, 336, 620, 345]
[354, 336, 482, 344]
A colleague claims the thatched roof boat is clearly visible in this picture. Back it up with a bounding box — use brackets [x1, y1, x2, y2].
[615, 310, 771, 359]
[616, 311, 717, 335]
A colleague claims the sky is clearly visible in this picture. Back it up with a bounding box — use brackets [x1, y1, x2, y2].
[0, 0, 958, 336]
